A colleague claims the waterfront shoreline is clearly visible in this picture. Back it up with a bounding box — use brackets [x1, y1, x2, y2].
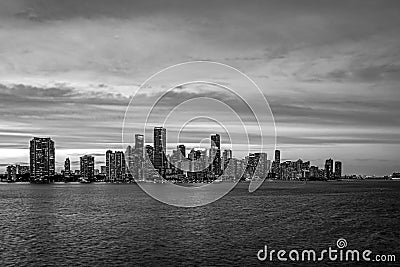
[0, 179, 397, 185]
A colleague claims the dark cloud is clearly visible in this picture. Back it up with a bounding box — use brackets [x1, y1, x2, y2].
[0, 83, 129, 105]
[278, 133, 400, 146]
[309, 64, 400, 83]
[269, 94, 400, 128]
[14, 8, 41, 21]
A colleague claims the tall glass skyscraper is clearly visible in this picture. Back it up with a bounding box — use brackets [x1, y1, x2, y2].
[325, 158, 334, 180]
[211, 134, 221, 176]
[106, 150, 126, 182]
[115, 151, 126, 182]
[64, 157, 70, 173]
[153, 127, 166, 175]
[145, 145, 154, 164]
[80, 155, 95, 180]
[222, 149, 232, 170]
[274, 150, 281, 164]
[29, 137, 55, 182]
[106, 150, 115, 182]
[272, 149, 281, 179]
[135, 134, 144, 151]
[178, 144, 186, 158]
[335, 161, 342, 179]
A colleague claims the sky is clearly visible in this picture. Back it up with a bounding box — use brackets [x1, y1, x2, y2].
[0, 0, 399, 175]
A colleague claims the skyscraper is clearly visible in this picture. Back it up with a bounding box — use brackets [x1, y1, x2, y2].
[210, 134, 221, 176]
[115, 151, 126, 182]
[135, 134, 144, 152]
[188, 148, 201, 172]
[80, 155, 95, 180]
[171, 145, 186, 175]
[64, 158, 71, 173]
[178, 144, 186, 158]
[153, 127, 166, 175]
[309, 166, 319, 179]
[245, 153, 259, 179]
[222, 149, 232, 171]
[325, 158, 334, 180]
[144, 145, 156, 181]
[335, 161, 342, 179]
[234, 158, 245, 181]
[145, 145, 154, 163]
[126, 144, 141, 180]
[274, 150, 281, 164]
[7, 165, 17, 182]
[106, 150, 126, 182]
[271, 150, 281, 179]
[125, 145, 134, 172]
[254, 152, 269, 179]
[100, 166, 106, 175]
[106, 150, 115, 182]
[30, 137, 55, 182]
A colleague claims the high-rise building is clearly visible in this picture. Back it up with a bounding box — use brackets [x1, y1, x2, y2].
[254, 152, 269, 179]
[144, 145, 157, 181]
[153, 127, 166, 176]
[115, 151, 126, 182]
[274, 150, 281, 164]
[178, 144, 186, 158]
[245, 153, 260, 180]
[325, 158, 334, 180]
[170, 145, 186, 175]
[126, 143, 144, 181]
[80, 155, 95, 180]
[135, 134, 144, 151]
[7, 165, 17, 181]
[318, 168, 325, 180]
[106, 150, 115, 182]
[64, 158, 71, 173]
[281, 160, 298, 180]
[106, 150, 126, 182]
[223, 157, 241, 180]
[130, 135, 145, 180]
[335, 161, 342, 179]
[222, 149, 232, 171]
[271, 150, 281, 179]
[30, 137, 55, 182]
[188, 148, 202, 172]
[145, 145, 154, 163]
[100, 166, 106, 175]
[125, 145, 134, 172]
[300, 161, 310, 179]
[309, 166, 319, 179]
[235, 158, 245, 180]
[186, 148, 207, 182]
[210, 134, 221, 176]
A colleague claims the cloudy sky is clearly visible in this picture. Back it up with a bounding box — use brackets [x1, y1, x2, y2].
[0, 0, 399, 175]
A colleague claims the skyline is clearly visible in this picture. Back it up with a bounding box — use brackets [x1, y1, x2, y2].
[2, 132, 383, 179]
[3, 133, 347, 183]
[1, 0, 400, 175]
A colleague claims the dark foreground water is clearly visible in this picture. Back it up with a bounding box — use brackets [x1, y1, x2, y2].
[0, 181, 399, 266]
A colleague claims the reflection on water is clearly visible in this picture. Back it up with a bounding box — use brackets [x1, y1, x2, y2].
[0, 181, 399, 266]
[140, 181, 238, 207]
